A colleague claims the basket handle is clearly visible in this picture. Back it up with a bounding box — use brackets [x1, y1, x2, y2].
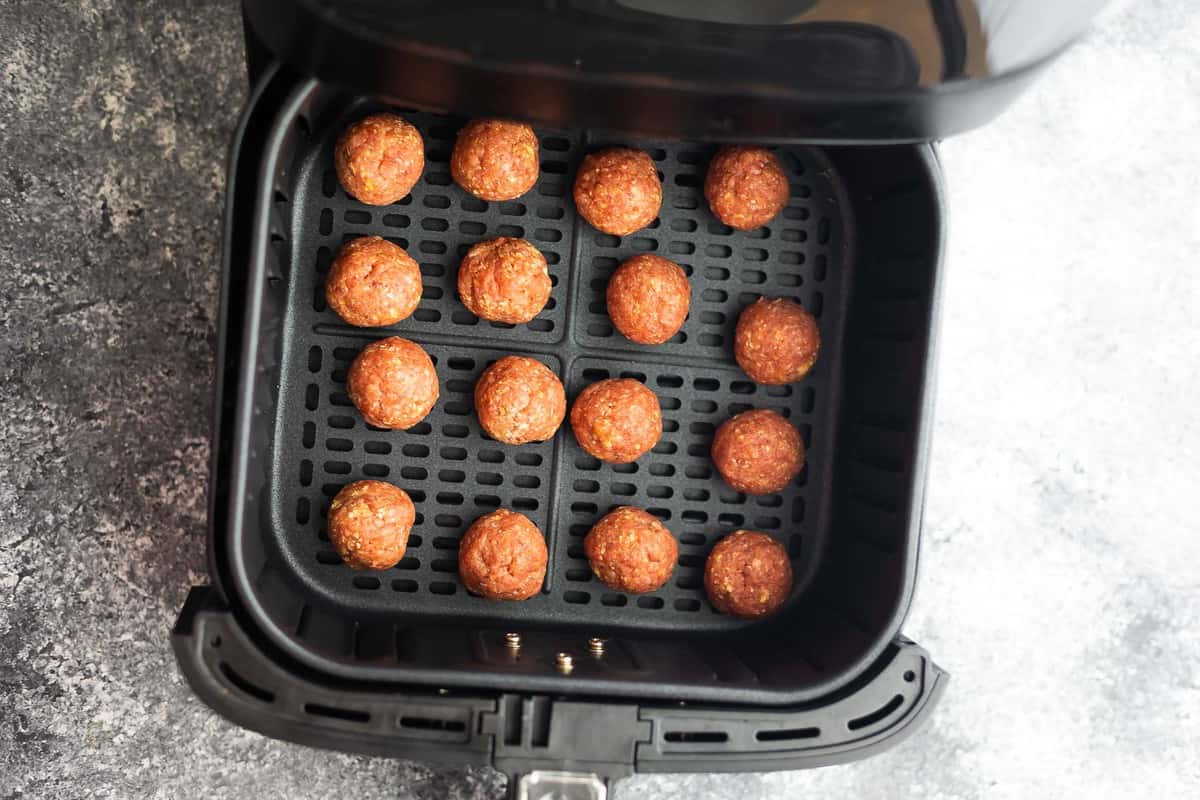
[172, 587, 500, 765]
[174, 587, 945, 791]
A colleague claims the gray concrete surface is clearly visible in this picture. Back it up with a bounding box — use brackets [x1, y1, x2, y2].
[1, 1, 1197, 798]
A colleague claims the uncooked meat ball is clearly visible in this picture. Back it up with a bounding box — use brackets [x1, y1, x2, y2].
[327, 480, 416, 570]
[734, 297, 820, 384]
[457, 237, 552, 324]
[325, 236, 422, 327]
[704, 530, 793, 618]
[573, 147, 662, 236]
[458, 509, 548, 600]
[474, 356, 566, 445]
[584, 506, 677, 594]
[451, 119, 540, 201]
[704, 145, 789, 230]
[711, 409, 804, 495]
[606, 254, 691, 345]
[347, 337, 439, 430]
[335, 113, 424, 206]
[569, 378, 662, 464]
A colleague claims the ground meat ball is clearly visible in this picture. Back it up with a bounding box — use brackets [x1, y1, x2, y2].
[457, 237, 552, 324]
[458, 509, 548, 600]
[584, 506, 677, 594]
[570, 379, 662, 463]
[704, 146, 789, 230]
[346, 337, 439, 430]
[474, 356, 566, 445]
[606, 255, 691, 345]
[335, 113, 424, 206]
[327, 480, 415, 570]
[735, 297, 820, 384]
[451, 119, 540, 201]
[324, 236, 422, 327]
[704, 530, 794, 618]
[711, 409, 804, 495]
[573, 148, 662, 236]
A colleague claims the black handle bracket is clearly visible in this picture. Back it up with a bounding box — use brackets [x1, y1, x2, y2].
[174, 587, 945, 786]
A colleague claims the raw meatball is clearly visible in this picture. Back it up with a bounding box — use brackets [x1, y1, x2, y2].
[584, 506, 677, 594]
[570, 378, 662, 464]
[347, 337, 439, 430]
[325, 236, 422, 327]
[711, 409, 804, 495]
[327, 480, 415, 570]
[458, 509, 548, 600]
[451, 119, 540, 201]
[704, 530, 793, 618]
[335, 113, 424, 206]
[458, 237, 552, 324]
[704, 146, 789, 230]
[573, 148, 662, 236]
[606, 254, 691, 345]
[475, 356, 566, 445]
[735, 297, 820, 384]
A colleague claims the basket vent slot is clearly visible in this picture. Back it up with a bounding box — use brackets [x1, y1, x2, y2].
[847, 694, 904, 731]
[218, 662, 274, 703]
[304, 703, 370, 723]
[399, 716, 466, 733]
[664, 730, 727, 743]
[756, 726, 820, 742]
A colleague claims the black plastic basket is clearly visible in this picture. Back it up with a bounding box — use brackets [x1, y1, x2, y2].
[174, 54, 949, 791]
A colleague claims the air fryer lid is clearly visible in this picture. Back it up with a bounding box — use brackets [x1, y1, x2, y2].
[244, 0, 1101, 142]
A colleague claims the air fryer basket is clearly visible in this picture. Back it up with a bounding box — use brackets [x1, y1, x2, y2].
[174, 61, 946, 782]
[274, 103, 850, 640]
[192, 71, 944, 706]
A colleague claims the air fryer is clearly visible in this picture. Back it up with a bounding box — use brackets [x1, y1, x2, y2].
[172, 1, 1102, 797]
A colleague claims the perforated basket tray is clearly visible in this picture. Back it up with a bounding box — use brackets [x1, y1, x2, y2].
[219, 76, 944, 705]
[273, 105, 848, 635]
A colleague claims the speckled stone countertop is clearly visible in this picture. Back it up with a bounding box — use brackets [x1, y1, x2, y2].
[2, 1, 1197, 798]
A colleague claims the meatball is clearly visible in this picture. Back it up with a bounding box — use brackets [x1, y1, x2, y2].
[606, 255, 691, 345]
[327, 480, 416, 570]
[570, 378, 662, 464]
[573, 148, 662, 236]
[475, 356, 566, 445]
[704, 146, 789, 230]
[735, 297, 820, 384]
[451, 119, 540, 201]
[325, 236, 422, 327]
[704, 531, 793, 618]
[346, 337, 439, 430]
[457, 237, 552, 324]
[335, 113, 424, 206]
[584, 507, 677, 594]
[711, 409, 804, 495]
[458, 509, 548, 600]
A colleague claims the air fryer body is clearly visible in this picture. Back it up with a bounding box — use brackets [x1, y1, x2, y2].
[173, 2, 1103, 794]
